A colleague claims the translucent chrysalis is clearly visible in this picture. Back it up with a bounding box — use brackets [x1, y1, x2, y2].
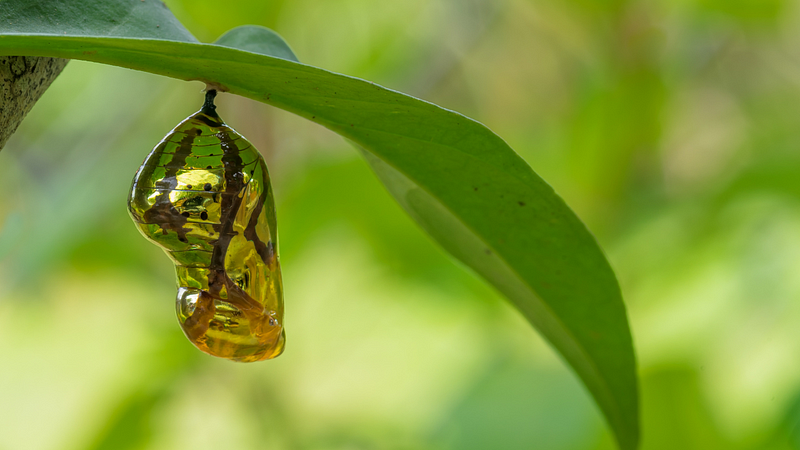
[128, 90, 285, 362]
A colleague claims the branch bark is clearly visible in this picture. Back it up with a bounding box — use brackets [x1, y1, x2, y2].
[0, 56, 69, 151]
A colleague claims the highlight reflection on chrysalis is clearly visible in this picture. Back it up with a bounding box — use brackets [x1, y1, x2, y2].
[127, 90, 285, 362]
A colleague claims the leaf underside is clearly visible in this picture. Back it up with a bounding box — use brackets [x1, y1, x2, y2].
[0, 1, 639, 448]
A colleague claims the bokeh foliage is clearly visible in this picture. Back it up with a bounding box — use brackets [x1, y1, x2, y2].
[1, 0, 799, 449]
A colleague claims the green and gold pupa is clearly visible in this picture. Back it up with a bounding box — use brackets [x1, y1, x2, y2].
[128, 90, 285, 362]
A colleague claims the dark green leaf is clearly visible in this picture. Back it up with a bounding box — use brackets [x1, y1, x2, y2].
[213, 25, 298, 62]
[0, 1, 639, 447]
[0, 0, 197, 42]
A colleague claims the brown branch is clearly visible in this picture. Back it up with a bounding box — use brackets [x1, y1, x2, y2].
[0, 56, 69, 151]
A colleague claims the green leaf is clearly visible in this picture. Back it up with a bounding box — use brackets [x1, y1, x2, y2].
[0, 0, 197, 42]
[213, 25, 298, 62]
[0, 1, 639, 448]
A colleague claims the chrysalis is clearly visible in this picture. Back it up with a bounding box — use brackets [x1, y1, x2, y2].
[128, 90, 285, 362]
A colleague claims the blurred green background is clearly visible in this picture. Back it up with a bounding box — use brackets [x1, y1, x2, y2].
[2, 0, 800, 448]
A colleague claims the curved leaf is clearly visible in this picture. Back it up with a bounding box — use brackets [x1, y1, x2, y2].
[0, 0, 197, 42]
[214, 25, 298, 62]
[0, 1, 639, 448]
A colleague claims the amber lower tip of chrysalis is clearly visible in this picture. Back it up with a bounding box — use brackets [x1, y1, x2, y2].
[128, 88, 286, 362]
[177, 288, 286, 362]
